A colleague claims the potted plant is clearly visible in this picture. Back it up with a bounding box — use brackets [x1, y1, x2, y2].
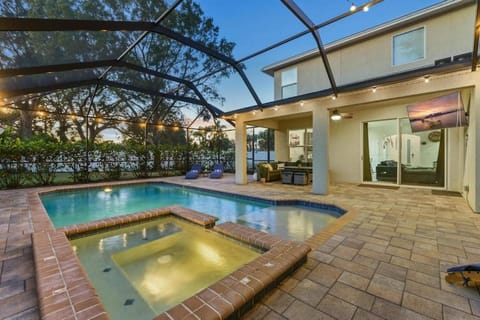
[256, 163, 268, 183]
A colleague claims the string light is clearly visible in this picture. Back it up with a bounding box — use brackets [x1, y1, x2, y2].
[350, 2, 356, 11]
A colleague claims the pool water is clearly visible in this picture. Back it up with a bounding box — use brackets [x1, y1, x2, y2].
[71, 216, 261, 320]
[41, 183, 339, 241]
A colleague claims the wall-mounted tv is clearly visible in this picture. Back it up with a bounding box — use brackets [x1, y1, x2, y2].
[407, 92, 467, 132]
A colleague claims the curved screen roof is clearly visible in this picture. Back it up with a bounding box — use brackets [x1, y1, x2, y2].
[1, 0, 461, 132]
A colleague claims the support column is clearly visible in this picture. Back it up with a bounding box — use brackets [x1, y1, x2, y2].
[274, 129, 289, 161]
[472, 85, 480, 211]
[235, 119, 248, 184]
[312, 107, 329, 194]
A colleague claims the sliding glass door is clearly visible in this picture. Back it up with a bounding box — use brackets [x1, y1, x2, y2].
[399, 119, 444, 187]
[363, 119, 398, 184]
[363, 118, 445, 187]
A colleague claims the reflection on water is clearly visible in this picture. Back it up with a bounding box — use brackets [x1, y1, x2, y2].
[237, 206, 338, 241]
[71, 217, 260, 320]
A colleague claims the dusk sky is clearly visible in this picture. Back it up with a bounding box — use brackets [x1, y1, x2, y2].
[195, 0, 444, 111]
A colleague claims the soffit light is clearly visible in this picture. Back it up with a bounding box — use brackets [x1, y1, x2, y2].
[424, 75, 430, 83]
[331, 110, 342, 121]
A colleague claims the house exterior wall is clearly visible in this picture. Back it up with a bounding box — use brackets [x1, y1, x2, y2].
[273, 3, 475, 100]
[328, 90, 467, 192]
[237, 0, 480, 211]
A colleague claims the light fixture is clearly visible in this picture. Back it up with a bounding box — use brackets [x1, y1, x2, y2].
[331, 94, 337, 100]
[363, 5, 369, 12]
[300, 100, 305, 106]
[273, 105, 279, 111]
[252, 110, 256, 115]
[372, 86, 377, 93]
[104, 187, 112, 192]
[350, 3, 356, 11]
[424, 75, 430, 83]
[331, 110, 342, 121]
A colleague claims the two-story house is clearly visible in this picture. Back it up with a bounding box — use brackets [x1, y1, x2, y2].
[226, 0, 480, 212]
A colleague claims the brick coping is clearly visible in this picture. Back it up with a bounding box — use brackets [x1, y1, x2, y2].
[32, 205, 312, 320]
[30, 181, 358, 319]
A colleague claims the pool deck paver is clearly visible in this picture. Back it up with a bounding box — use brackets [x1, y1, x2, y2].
[2, 174, 480, 319]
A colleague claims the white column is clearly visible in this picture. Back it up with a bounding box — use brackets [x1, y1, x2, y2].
[312, 107, 329, 194]
[274, 129, 289, 161]
[235, 119, 248, 184]
[473, 85, 480, 212]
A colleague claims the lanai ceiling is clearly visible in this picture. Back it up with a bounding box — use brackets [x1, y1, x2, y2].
[1, 0, 476, 133]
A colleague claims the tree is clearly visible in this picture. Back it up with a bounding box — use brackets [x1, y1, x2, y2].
[191, 120, 234, 151]
[0, 0, 235, 143]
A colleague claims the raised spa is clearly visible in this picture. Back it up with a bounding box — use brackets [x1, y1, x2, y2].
[70, 216, 261, 320]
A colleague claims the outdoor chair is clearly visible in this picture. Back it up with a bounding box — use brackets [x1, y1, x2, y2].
[185, 163, 202, 179]
[209, 163, 224, 179]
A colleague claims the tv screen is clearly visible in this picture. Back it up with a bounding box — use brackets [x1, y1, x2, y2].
[407, 92, 467, 132]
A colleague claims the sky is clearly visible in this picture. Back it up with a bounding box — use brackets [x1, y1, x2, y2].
[195, 0, 444, 112]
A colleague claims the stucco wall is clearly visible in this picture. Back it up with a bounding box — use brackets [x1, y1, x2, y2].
[328, 92, 467, 192]
[274, 4, 475, 100]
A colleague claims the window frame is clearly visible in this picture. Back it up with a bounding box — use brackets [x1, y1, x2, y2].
[392, 26, 426, 66]
[280, 67, 297, 99]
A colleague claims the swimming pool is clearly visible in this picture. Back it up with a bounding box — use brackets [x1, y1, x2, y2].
[71, 216, 261, 320]
[41, 183, 342, 241]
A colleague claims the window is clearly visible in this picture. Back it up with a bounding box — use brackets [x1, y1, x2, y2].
[392, 27, 425, 66]
[281, 67, 297, 98]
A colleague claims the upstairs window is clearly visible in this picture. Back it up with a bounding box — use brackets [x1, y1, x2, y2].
[392, 27, 425, 66]
[281, 67, 297, 98]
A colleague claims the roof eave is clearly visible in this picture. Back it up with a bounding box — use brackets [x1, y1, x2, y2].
[262, 0, 475, 76]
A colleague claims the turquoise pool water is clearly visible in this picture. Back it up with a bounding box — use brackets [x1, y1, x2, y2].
[41, 183, 340, 241]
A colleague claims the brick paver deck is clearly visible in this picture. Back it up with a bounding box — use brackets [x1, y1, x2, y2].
[2, 174, 480, 319]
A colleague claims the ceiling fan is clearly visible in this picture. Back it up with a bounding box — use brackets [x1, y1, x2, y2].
[331, 110, 353, 120]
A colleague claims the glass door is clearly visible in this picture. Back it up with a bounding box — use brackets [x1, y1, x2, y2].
[399, 119, 444, 187]
[363, 118, 445, 187]
[362, 119, 399, 184]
